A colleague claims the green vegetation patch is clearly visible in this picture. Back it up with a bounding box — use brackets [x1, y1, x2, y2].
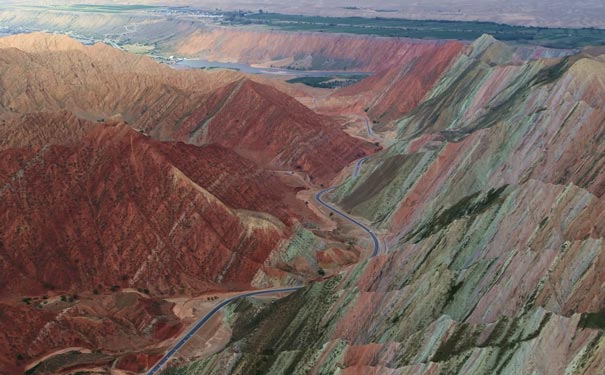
[532, 56, 575, 86]
[407, 185, 508, 243]
[46, 4, 162, 13]
[286, 75, 366, 88]
[432, 323, 481, 362]
[578, 310, 605, 329]
[225, 12, 605, 49]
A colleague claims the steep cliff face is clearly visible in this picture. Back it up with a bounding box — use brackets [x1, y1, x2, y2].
[335, 35, 601, 228]
[165, 37, 605, 375]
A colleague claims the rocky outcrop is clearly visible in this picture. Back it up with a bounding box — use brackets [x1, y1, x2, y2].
[335, 36, 602, 226]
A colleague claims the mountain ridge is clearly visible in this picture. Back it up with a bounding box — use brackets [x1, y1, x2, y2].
[164, 34, 605, 375]
[0, 32, 372, 372]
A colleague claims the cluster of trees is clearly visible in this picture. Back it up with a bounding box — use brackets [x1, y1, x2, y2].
[22, 282, 154, 311]
[22, 293, 79, 309]
[60, 294, 79, 303]
[22, 295, 49, 305]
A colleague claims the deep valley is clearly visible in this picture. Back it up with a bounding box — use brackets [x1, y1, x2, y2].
[1, 2, 605, 375]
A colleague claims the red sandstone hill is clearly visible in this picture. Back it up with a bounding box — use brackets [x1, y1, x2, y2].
[160, 78, 373, 180]
[0, 120, 303, 297]
[176, 29, 455, 72]
[0, 118, 312, 371]
[0, 32, 373, 372]
[0, 32, 374, 182]
[334, 40, 464, 123]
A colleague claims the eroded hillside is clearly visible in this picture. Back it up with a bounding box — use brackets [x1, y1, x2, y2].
[165, 35, 605, 375]
[0, 33, 372, 374]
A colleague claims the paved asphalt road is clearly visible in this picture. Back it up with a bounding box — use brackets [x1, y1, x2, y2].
[315, 187, 380, 257]
[353, 157, 367, 178]
[317, 150, 380, 257]
[146, 156, 379, 375]
[365, 117, 377, 138]
[146, 287, 302, 375]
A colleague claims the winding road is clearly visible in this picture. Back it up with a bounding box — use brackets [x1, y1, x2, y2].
[146, 287, 301, 375]
[315, 187, 380, 257]
[315, 147, 380, 257]
[353, 157, 367, 178]
[146, 156, 380, 374]
[365, 117, 377, 138]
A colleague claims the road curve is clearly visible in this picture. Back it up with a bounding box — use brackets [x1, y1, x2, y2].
[146, 158, 379, 374]
[145, 287, 301, 375]
[315, 187, 380, 258]
[365, 117, 377, 138]
[353, 157, 367, 178]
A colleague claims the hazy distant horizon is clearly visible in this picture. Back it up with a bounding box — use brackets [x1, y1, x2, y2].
[4, 0, 605, 29]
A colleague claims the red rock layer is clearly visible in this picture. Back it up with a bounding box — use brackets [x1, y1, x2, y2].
[176, 29, 452, 71]
[0, 33, 373, 182]
[0, 118, 318, 371]
[0, 32, 377, 372]
[335, 41, 464, 123]
[0, 292, 179, 374]
[0, 122, 303, 296]
[165, 79, 374, 181]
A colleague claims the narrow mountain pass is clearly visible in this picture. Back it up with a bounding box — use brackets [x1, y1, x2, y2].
[145, 150, 382, 374]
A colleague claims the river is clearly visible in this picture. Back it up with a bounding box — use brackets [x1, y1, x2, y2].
[173, 58, 372, 78]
